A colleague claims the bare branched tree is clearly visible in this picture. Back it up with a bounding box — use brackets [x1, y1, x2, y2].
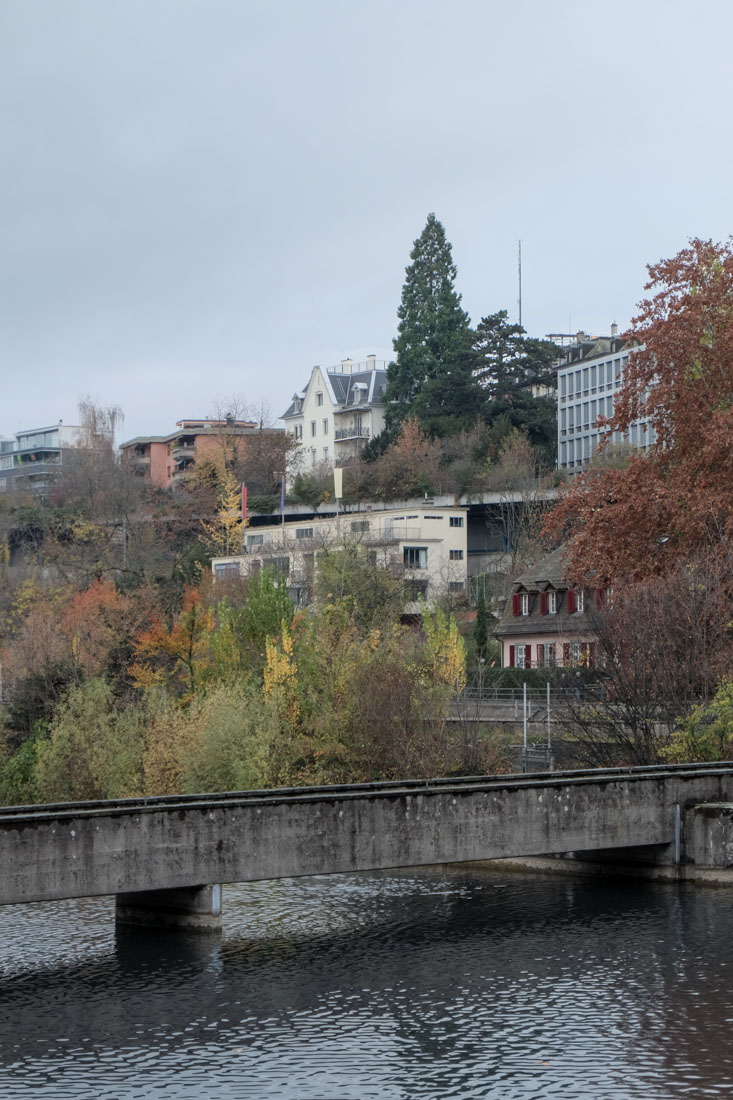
[557, 553, 733, 766]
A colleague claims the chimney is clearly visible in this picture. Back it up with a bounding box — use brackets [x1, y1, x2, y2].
[611, 322, 619, 337]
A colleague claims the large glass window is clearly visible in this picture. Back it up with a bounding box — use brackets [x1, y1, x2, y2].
[403, 546, 427, 569]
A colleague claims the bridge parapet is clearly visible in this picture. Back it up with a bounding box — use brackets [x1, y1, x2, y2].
[2, 763, 732, 930]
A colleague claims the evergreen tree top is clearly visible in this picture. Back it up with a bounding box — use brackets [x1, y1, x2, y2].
[385, 213, 477, 437]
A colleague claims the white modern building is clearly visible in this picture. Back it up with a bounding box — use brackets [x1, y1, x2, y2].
[0, 423, 83, 495]
[211, 506, 468, 613]
[281, 357, 388, 472]
[556, 332, 656, 474]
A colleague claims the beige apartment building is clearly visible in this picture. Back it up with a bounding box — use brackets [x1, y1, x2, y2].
[211, 506, 468, 612]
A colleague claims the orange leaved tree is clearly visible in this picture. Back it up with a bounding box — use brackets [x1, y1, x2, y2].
[546, 238, 733, 583]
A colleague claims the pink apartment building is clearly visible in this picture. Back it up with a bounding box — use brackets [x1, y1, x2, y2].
[119, 419, 258, 489]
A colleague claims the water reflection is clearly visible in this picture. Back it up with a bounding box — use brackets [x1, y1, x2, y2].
[1, 867, 732, 1098]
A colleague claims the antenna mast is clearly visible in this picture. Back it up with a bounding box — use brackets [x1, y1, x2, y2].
[517, 239, 522, 328]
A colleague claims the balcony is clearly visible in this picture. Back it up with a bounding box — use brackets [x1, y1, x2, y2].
[335, 426, 370, 441]
[170, 442, 196, 461]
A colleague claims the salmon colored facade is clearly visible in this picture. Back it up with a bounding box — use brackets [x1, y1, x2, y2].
[120, 419, 258, 489]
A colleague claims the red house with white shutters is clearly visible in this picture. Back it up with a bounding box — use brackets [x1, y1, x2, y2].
[494, 546, 607, 669]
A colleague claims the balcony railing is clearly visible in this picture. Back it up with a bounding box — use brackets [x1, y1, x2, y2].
[170, 444, 196, 461]
[335, 427, 370, 441]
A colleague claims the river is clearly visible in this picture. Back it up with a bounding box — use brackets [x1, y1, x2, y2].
[1, 865, 732, 1098]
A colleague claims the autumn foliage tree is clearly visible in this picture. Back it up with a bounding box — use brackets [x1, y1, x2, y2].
[546, 239, 733, 583]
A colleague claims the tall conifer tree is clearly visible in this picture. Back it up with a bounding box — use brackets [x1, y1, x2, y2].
[385, 214, 480, 438]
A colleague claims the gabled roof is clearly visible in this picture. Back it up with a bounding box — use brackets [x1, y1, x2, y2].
[494, 544, 596, 639]
[513, 545, 570, 592]
[281, 365, 387, 419]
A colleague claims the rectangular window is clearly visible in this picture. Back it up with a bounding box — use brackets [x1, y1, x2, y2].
[214, 562, 241, 578]
[548, 590, 557, 614]
[449, 581, 464, 591]
[521, 593, 530, 616]
[403, 546, 428, 569]
[323, 419, 329, 434]
[316, 392, 323, 406]
[267, 556, 290, 575]
[406, 578, 429, 600]
[449, 516, 464, 527]
[515, 644, 527, 669]
[296, 527, 314, 539]
[247, 533, 264, 546]
[351, 520, 369, 532]
[576, 589, 585, 613]
[547, 643, 556, 666]
[323, 446, 328, 460]
[311, 421, 317, 436]
[450, 549, 463, 560]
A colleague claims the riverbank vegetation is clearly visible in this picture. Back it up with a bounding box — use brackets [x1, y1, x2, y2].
[0, 537, 510, 805]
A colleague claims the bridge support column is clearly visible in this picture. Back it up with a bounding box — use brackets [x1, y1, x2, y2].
[115, 884, 222, 932]
[686, 803, 733, 869]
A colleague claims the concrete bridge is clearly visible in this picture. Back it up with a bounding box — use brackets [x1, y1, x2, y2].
[2, 763, 733, 930]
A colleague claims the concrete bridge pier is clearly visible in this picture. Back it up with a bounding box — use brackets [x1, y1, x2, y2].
[115, 884, 222, 933]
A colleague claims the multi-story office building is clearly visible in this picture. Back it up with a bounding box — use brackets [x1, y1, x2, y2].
[555, 331, 656, 474]
[0, 423, 83, 495]
[281, 357, 388, 472]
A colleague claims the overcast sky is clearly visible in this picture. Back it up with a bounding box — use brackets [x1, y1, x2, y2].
[2, 0, 732, 442]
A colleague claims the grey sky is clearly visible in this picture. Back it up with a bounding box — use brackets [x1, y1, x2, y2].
[2, 0, 732, 442]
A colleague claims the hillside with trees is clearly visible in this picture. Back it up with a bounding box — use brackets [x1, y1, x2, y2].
[0, 399, 508, 805]
[347, 214, 557, 501]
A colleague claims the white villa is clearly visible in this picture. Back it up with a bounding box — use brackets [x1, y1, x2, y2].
[281, 357, 388, 472]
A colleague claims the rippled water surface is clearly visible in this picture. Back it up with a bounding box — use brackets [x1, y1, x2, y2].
[1, 867, 733, 1098]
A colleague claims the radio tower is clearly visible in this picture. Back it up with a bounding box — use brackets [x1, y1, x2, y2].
[518, 240, 522, 328]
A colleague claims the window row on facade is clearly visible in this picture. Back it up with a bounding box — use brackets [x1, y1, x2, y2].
[509, 641, 595, 668]
[558, 357, 628, 402]
[511, 588, 610, 616]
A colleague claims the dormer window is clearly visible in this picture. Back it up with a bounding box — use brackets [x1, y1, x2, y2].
[548, 590, 557, 614]
[513, 592, 530, 616]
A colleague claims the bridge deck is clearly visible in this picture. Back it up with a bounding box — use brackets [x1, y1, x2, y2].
[1, 763, 732, 907]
